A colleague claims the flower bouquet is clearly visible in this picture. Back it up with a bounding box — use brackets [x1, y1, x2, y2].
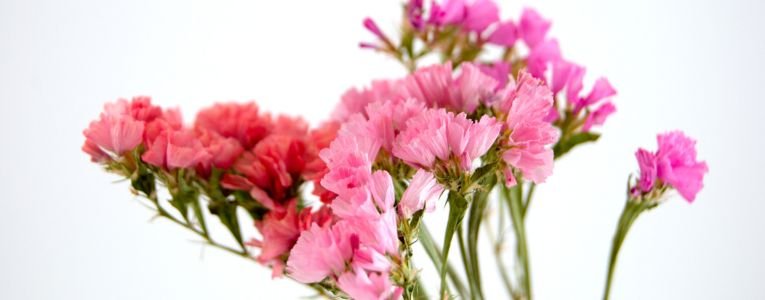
[82, 1, 708, 299]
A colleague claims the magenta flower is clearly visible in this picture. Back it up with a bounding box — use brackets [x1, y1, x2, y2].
[478, 61, 511, 91]
[519, 8, 551, 48]
[526, 39, 561, 78]
[497, 72, 559, 186]
[463, 0, 499, 32]
[398, 169, 445, 218]
[487, 20, 518, 47]
[403, 62, 498, 112]
[634, 131, 708, 202]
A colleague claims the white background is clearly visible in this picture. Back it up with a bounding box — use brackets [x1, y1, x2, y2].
[1, 0, 763, 299]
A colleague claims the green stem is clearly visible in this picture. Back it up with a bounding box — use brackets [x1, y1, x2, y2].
[484, 202, 517, 299]
[439, 191, 468, 298]
[603, 200, 646, 300]
[419, 224, 468, 299]
[522, 183, 536, 218]
[456, 229, 478, 299]
[503, 183, 532, 299]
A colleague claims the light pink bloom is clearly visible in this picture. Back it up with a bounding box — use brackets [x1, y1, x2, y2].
[403, 63, 456, 110]
[365, 99, 427, 151]
[141, 129, 210, 169]
[453, 63, 499, 109]
[398, 169, 444, 218]
[463, 0, 499, 32]
[655, 131, 708, 202]
[526, 39, 561, 78]
[333, 80, 407, 122]
[196, 129, 244, 171]
[635, 148, 657, 193]
[582, 102, 616, 132]
[407, 0, 425, 30]
[488, 20, 518, 47]
[478, 62, 511, 91]
[498, 71, 559, 186]
[82, 139, 110, 163]
[337, 267, 403, 300]
[286, 223, 355, 283]
[519, 8, 551, 48]
[83, 113, 144, 155]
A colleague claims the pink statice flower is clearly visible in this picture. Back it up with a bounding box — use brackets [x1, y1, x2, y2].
[487, 20, 518, 47]
[518, 8, 551, 48]
[393, 108, 501, 171]
[194, 102, 272, 149]
[463, 0, 499, 33]
[333, 80, 408, 122]
[582, 102, 616, 132]
[286, 222, 356, 283]
[551, 59, 617, 131]
[428, 0, 468, 26]
[403, 62, 498, 113]
[195, 129, 244, 174]
[337, 266, 403, 300]
[497, 71, 559, 186]
[526, 39, 561, 79]
[83, 98, 147, 156]
[141, 129, 211, 170]
[398, 169, 444, 218]
[633, 131, 708, 203]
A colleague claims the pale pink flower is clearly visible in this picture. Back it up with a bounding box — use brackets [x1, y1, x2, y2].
[478, 62, 511, 91]
[337, 267, 403, 300]
[286, 223, 355, 283]
[487, 20, 518, 47]
[655, 131, 708, 202]
[403, 63, 457, 110]
[141, 129, 210, 169]
[333, 80, 408, 122]
[398, 169, 444, 218]
[365, 99, 427, 151]
[498, 71, 559, 186]
[518, 8, 551, 48]
[453, 63, 499, 109]
[83, 113, 144, 155]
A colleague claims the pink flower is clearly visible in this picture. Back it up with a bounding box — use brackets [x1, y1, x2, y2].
[333, 80, 407, 122]
[407, 0, 425, 30]
[83, 99, 147, 155]
[286, 223, 356, 283]
[582, 102, 616, 132]
[398, 169, 444, 218]
[82, 139, 110, 163]
[196, 129, 244, 171]
[635, 148, 657, 193]
[141, 129, 211, 169]
[487, 20, 518, 47]
[463, 0, 499, 32]
[429, 0, 467, 26]
[453, 63, 499, 109]
[526, 39, 561, 78]
[249, 200, 332, 278]
[655, 131, 708, 202]
[393, 109, 501, 171]
[194, 102, 272, 149]
[478, 62, 511, 91]
[519, 8, 551, 48]
[577, 77, 617, 112]
[337, 267, 403, 300]
[498, 71, 559, 186]
[365, 99, 427, 152]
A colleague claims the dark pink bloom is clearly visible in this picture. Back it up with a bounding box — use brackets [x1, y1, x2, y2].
[141, 129, 210, 170]
[635, 148, 657, 193]
[519, 8, 551, 48]
[195, 129, 244, 174]
[577, 77, 617, 112]
[526, 39, 561, 78]
[429, 0, 467, 26]
[655, 132, 708, 202]
[487, 20, 518, 47]
[407, 0, 425, 30]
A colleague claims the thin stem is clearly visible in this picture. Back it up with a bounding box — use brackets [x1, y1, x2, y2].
[484, 206, 517, 299]
[603, 201, 645, 300]
[456, 228, 478, 299]
[503, 184, 532, 299]
[419, 224, 469, 299]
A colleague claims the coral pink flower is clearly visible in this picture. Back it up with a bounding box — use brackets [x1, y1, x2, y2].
[398, 169, 444, 218]
[82, 139, 110, 163]
[337, 267, 403, 300]
[143, 107, 183, 144]
[141, 129, 211, 169]
[194, 129, 244, 176]
[194, 102, 272, 149]
[488, 20, 518, 47]
[498, 72, 559, 186]
[463, 0, 499, 32]
[655, 131, 708, 202]
[83, 112, 144, 155]
[518, 8, 551, 48]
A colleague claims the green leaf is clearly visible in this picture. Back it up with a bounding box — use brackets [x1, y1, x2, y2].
[440, 191, 469, 298]
[554, 131, 601, 158]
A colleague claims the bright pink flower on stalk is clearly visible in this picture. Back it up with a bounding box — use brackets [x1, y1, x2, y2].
[407, 0, 425, 30]
[582, 102, 616, 132]
[398, 169, 444, 218]
[478, 62, 511, 91]
[518, 8, 551, 48]
[463, 0, 499, 32]
[143, 107, 183, 144]
[487, 20, 518, 47]
[141, 129, 211, 169]
[195, 102, 272, 149]
[193, 129, 244, 176]
[83, 112, 144, 155]
[635, 148, 657, 193]
[453, 63, 499, 109]
[498, 72, 559, 186]
[287, 223, 356, 283]
[429, 0, 467, 26]
[526, 39, 561, 78]
[655, 131, 708, 202]
[337, 267, 403, 300]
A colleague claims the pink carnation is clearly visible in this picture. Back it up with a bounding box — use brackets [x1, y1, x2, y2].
[498, 72, 559, 186]
[398, 169, 444, 218]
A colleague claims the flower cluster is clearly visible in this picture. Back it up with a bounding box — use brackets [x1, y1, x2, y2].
[83, 1, 709, 299]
